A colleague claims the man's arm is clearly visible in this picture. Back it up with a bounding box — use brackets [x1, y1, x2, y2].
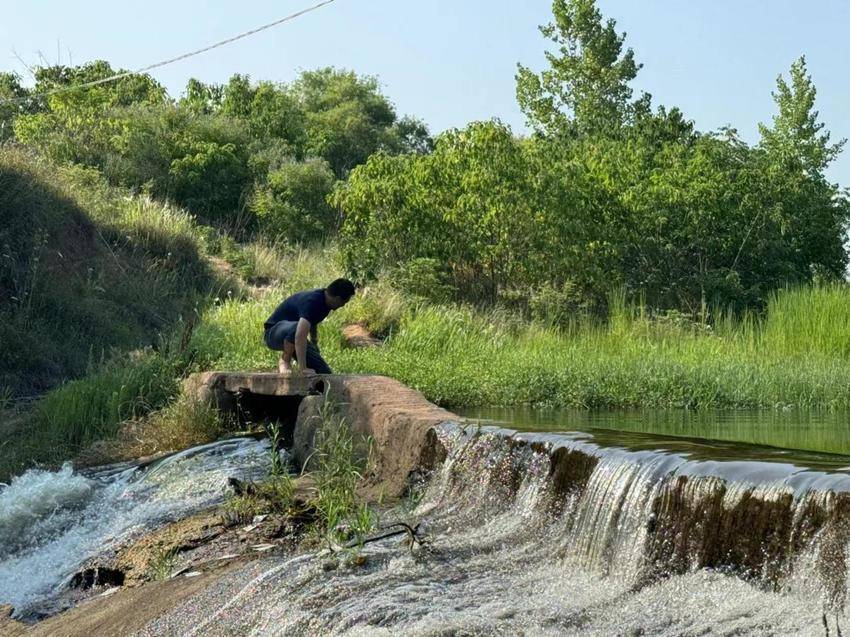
[295, 318, 314, 374]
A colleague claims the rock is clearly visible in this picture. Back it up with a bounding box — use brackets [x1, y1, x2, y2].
[341, 324, 381, 348]
[227, 477, 257, 496]
[0, 604, 26, 636]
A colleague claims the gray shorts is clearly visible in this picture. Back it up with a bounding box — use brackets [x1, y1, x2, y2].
[263, 321, 332, 374]
[264, 320, 298, 349]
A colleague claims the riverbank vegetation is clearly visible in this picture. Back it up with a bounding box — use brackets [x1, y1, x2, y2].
[2, 0, 850, 479]
[191, 251, 850, 411]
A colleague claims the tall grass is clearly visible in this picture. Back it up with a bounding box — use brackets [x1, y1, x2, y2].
[189, 258, 850, 411]
[759, 285, 850, 358]
[0, 348, 185, 479]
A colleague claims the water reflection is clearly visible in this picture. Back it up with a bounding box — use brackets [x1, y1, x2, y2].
[459, 406, 850, 460]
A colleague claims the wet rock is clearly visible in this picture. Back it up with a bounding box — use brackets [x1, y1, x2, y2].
[69, 566, 125, 590]
[341, 324, 381, 348]
[227, 476, 258, 496]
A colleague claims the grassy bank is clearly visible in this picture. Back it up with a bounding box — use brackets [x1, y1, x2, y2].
[7, 244, 850, 480]
[189, 250, 850, 411]
[0, 146, 240, 398]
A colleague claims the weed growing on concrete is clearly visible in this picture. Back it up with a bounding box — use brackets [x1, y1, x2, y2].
[266, 422, 287, 477]
[312, 395, 376, 547]
[148, 546, 180, 581]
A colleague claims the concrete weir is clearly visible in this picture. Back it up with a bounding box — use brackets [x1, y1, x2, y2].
[185, 372, 850, 598]
[183, 372, 458, 497]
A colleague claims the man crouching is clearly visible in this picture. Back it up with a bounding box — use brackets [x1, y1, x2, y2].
[263, 278, 355, 376]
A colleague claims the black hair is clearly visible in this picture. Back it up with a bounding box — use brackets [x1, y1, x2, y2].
[326, 278, 355, 300]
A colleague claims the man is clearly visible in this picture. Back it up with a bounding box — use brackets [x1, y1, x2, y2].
[263, 278, 355, 375]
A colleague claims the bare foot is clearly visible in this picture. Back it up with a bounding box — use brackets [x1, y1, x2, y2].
[278, 357, 292, 375]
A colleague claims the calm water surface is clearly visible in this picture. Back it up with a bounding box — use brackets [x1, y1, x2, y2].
[458, 406, 850, 458]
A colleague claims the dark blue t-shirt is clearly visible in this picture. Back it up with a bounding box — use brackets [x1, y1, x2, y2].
[264, 289, 330, 329]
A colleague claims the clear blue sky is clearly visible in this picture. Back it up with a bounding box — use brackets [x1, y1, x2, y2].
[2, 0, 848, 185]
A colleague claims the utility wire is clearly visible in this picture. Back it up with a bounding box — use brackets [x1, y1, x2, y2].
[0, 0, 338, 105]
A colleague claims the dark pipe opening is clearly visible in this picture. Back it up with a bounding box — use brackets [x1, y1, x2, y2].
[230, 390, 303, 448]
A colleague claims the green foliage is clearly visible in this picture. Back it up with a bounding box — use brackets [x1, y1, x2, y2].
[106, 105, 251, 220]
[32, 60, 167, 107]
[33, 349, 182, 451]
[14, 61, 167, 167]
[223, 474, 296, 524]
[141, 393, 232, 453]
[168, 141, 248, 218]
[311, 397, 374, 546]
[0, 72, 31, 141]
[336, 110, 847, 313]
[391, 257, 456, 304]
[293, 67, 399, 176]
[336, 280, 407, 338]
[148, 546, 181, 581]
[12, 62, 426, 227]
[180, 78, 224, 115]
[515, 0, 643, 135]
[251, 159, 337, 243]
[335, 121, 547, 301]
[758, 56, 845, 174]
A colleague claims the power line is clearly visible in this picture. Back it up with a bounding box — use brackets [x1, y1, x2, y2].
[0, 0, 338, 105]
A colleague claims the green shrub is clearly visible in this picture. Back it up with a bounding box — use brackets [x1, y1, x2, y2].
[168, 141, 249, 220]
[335, 280, 407, 338]
[251, 159, 337, 244]
[391, 258, 455, 304]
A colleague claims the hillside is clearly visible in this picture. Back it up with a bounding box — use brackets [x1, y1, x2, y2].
[0, 146, 228, 398]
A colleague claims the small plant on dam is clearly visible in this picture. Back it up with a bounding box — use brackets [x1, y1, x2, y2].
[312, 395, 376, 550]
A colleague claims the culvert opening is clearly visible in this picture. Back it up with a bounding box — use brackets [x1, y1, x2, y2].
[225, 383, 322, 449]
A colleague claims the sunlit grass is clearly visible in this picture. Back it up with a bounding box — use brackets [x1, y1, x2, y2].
[190, 259, 850, 411]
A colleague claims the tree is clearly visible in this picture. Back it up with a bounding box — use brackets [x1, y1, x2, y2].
[0, 72, 31, 142]
[516, 0, 643, 136]
[32, 60, 166, 108]
[758, 57, 848, 282]
[759, 56, 845, 175]
[292, 68, 400, 176]
[14, 61, 167, 166]
[169, 140, 248, 219]
[181, 78, 223, 115]
[388, 116, 434, 155]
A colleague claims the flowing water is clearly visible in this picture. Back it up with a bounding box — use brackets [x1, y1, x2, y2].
[0, 437, 271, 620]
[136, 412, 850, 636]
[6, 409, 850, 635]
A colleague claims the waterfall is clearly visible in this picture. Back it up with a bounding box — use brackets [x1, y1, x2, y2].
[140, 423, 850, 636]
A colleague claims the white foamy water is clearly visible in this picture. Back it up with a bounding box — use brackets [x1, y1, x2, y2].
[0, 437, 271, 619]
[137, 425, 850, 636]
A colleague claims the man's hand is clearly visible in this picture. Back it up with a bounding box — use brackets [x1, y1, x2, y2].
[300, 367, 316, 376]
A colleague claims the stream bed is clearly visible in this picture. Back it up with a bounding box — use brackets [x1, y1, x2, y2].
[5, 409, 850, 635]
[0, 437, 271, 620]
[138, 410, 850, 636]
